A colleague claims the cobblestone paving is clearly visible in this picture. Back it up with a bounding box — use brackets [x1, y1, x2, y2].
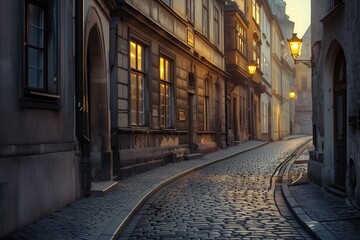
[7, 141, 266, 240]
[290, 182, 360, 240]
[120, 139, 313, 239]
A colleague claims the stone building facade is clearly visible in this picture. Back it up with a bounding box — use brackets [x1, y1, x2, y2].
[0, 0, 80, 236]
[110, 0, 227, 179]
[293, 26, 312, 135]
[310, 0, 360, 202]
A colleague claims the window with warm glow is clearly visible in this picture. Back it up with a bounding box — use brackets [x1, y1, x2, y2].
[130, 40, 146, 126]
[237, 23, 246, 56]
[252, 0, 260, 25]
[160, 56, 172, 128]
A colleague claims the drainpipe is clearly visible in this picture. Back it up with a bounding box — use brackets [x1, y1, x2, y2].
[225, 79, 229, 146]
[75, 0, 91, 196]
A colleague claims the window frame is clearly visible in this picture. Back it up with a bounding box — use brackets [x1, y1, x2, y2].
[130, 40, 147, 126]
[162, 0, 172, 8]
[159, 55, 174, 129]
[236, 23, 247, 56]
[252, 0, 260, 25]
[213, 6, 220, 47]
[253, 39, 261, 67]
[22, 0, 60, 110]
[202, 0, 209, 38]
[186, 0, 195, 25]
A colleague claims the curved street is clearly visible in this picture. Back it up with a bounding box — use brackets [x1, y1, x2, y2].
[120, 138, 313, 239]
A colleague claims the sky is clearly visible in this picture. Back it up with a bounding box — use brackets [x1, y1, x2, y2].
[285, 0, 311, 38]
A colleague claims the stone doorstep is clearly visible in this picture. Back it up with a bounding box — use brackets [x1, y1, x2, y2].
[325, 186, 348, 198]
[183, 153, 204, 160]
[293, 159, 308, 164]
[91, 181, 118, 197]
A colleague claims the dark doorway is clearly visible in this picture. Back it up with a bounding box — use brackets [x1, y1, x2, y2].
[333, 49, 347, 190]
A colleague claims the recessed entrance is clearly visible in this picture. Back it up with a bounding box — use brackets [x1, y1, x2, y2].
[333, 48, 347, 190]
[87, 26, 110, 181]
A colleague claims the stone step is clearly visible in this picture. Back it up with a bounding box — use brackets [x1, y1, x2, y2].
[183, 153, 204, 160]
[91, 181, 118, 197]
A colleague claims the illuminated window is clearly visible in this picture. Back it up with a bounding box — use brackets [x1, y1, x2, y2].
[252, 0, 260, 25]
[130, 40, 145, 126]
[160, 56, 173, 128]
[237, 23, 246, 56]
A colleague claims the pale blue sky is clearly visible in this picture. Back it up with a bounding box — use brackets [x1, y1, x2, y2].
[285, 0, 311, 38]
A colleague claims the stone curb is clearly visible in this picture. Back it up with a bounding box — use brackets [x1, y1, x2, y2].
[99, 141, 269, 240]
[281, 167, 337, 239]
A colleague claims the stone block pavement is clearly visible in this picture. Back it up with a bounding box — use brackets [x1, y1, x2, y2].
[284, 144, 360, 240]
[8, 140, 268, 240]
[8, 135, 360, 240]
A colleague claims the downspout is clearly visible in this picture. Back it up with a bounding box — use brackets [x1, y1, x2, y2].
[75, 0, 91, 196]
[225, 79, 229, 146]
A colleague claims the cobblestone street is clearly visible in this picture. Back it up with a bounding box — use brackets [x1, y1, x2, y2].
[120, 138, 313, 239]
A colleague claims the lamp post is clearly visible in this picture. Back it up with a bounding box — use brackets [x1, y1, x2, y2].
[287, 33, 312, 68]
[289, 91, 296, 135]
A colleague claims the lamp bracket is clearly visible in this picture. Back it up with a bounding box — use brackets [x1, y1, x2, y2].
[295, 60, 312, 68]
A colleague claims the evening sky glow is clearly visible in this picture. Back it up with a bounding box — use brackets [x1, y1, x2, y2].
[285, 0, 311, 38]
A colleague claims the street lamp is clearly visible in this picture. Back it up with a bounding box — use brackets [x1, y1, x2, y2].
[289, 91, 296, 100]
[287, 33, 312, 68]
[247, 60, 257, 75]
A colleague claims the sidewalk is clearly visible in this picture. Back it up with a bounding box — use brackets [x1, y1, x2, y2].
[8, 140, 267, 240]
[283, 145, 360, 240]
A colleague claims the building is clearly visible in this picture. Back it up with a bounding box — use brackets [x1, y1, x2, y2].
[260, 0, 273, 141]
[309, 0, 360, 202]
[269, 0, 295, 140]
[293, 26, 312, 135]
[110, 0, 228, 179]
[224, 0, 251, 145]
[248, 0, 265, 141]
[0, 0, 80, 236]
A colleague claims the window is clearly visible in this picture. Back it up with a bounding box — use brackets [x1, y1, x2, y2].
[186, 0, 195, 24]
[130, 40, 146, 126]
[252, 0, 260, 25]
[23, 0, 59, 109]
[26, 2, 46, 90]
[160, 56, 173, 128]
[204, 79, 210, 130]
[253, 39, 260, 67]
[162, 0, 171, 7]
[329, 0, 343, 11]
[262, 54, 269, 77]
[213, 6, 219, 47]
[202, 0, 209, 38]
[236, 23, 246, 56]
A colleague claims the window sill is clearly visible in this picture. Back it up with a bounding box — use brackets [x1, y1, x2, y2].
[20, 91, 60, 111]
